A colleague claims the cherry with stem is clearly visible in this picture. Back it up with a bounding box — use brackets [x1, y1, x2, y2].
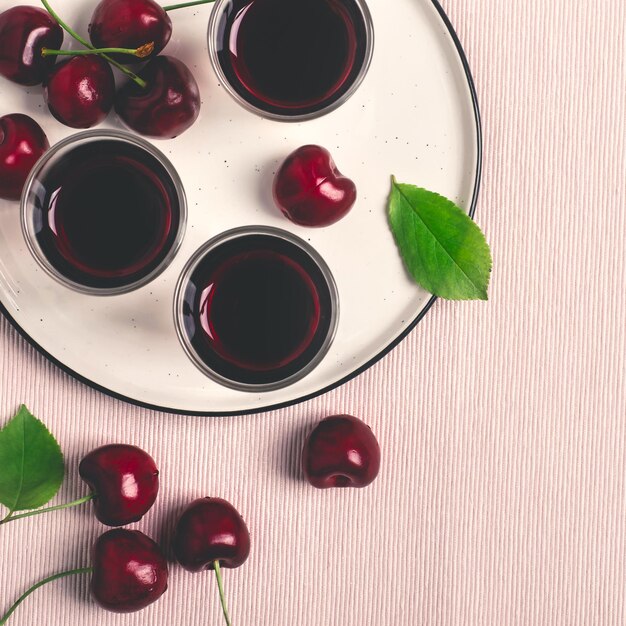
[0, 529, 168, 623]
[42, 42, 154, 59]
[40, 0, 147, 88]
[2, 444, 159, 527]
[173, 498, 250, 626]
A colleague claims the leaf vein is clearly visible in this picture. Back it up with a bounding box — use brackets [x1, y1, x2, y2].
[12, 408, 26, 512]
[394, 184, 482, 291]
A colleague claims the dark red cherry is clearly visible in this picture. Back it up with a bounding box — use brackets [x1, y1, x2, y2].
[79, 444, 159, 527]
[44, 56, 115, 129]
[91, 529, 168, 613]
[89, 0, 172, 63]
[273, 144, 357, 227]
[173, 498, 250, 572]
[0, 6, 63, 86]
[302, 414, 381, 488]
[115, 55, 201, 139]
[0, 114, 49, 201]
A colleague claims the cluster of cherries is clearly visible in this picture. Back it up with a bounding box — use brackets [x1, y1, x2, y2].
[1, 4, 377, 623]
[0, 1, 201, 137]
[0, 414, 380, 624]
[0, 3, 360, 225]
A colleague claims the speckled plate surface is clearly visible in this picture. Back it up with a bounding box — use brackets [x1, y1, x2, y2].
[0, 0, 481, 415]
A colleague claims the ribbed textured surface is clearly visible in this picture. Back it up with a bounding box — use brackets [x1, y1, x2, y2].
[1, 0, 625, 624]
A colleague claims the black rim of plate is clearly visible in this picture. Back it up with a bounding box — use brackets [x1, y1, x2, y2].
[0, 0, 483, 417]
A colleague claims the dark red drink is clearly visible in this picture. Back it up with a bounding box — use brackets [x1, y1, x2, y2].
[32, 139, 182, 290]
[214, 0, 371, 117]
[180, 232, 337, 386]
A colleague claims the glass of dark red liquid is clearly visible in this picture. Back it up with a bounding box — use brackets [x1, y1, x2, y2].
[208, 0, 374, 121]
[21, 130, 187, 295]
[174, 226, 339, 390]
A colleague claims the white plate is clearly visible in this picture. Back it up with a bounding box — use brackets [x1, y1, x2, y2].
[0, 0, 481, 415]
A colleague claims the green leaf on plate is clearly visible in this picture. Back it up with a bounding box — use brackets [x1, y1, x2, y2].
[0, 405, 64, 517]
[388, 177, 492, 300]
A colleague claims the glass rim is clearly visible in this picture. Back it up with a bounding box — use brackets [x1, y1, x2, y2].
[207, 0, 375, 122]
[20, 129, 188, 297]
[173, 225, 340, 392]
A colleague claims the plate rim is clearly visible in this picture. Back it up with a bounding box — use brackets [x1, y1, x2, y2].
[0, 0, 483, 417]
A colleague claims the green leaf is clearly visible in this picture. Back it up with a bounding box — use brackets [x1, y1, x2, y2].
[388, 177, 492, 300]
[0, 405, 64, 516]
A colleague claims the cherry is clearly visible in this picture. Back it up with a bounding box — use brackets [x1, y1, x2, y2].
[0, 6, 63, 86]
[0, 529, 168, 622]
[0, 114, 49, 202]
[273, 144, 357, 227]
[115, 55, 201, 139]
[44, 56, 115, 129]
[0, 443, 158, 526]
[302, 414, 381, 488]
[173, 498, 250, 626]
[91, 529, 169, 613]
[173, 498, 250, 572]
[89, 0, 172, 63]
[79, 444, 159, 527]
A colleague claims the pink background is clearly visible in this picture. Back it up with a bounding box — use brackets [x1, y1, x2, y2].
[1, 0, 625, 624]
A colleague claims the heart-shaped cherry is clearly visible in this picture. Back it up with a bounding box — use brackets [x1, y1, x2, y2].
[115, 55, 201, 139]
[79, 444, 159, 527]
[89, 0, 172, 63]
[302, 414, 381, 488]
[0, 6, 63, 86]
[0, 529, 168, 622]
[44, 56, 115, 129]
[273, 144, 357, 227]
[91, 529, 169, 613]
[0, 114, 49, 201]
[173, 497, 250, 572]
[173, 498, 250, 626]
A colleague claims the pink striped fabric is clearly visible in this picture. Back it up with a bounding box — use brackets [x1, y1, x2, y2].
[0, 0, 625, 624]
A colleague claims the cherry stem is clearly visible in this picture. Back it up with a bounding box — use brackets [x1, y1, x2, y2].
[42, 42, 155, 59]
[213, 561, 232, 626]
[163, 0, 216, 11]
[0, 494, 95, 526]
[40, 0, 148, 89]
[0, 567, 93, 625]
